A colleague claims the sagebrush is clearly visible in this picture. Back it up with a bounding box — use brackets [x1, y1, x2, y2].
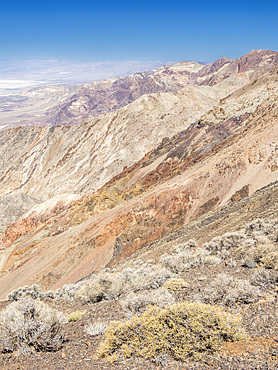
[0, 298, 66, 353]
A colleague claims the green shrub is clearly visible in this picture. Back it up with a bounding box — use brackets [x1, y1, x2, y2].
[98, 301, 248, 362]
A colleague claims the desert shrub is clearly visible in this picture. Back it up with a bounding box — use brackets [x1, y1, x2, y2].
[42, 290, 55, 299]
[120, 288, 175, 317]
[243, 219, 278, 252]
[162, 278, 188, 291]
[244, 219, 278, 238]
[260, 251, 278, 270]
[204, 232, 254, 255]
[160, 247, 217, 272]
[160, 252, 189, 272]
[7, 284, 41, 301]
[244, 242, 277, 266]
[67, 310, 86, 322]
[123, 265, 172, 292]
[76, 264, 172, 303]
[59, 283, 80, 300]
[116, 265, 172, 293]
[132, 259, 144, 266]
[49, 282, 86, 301]
[251, 269, 274, 288]
[152, 353, 169, 367]
[78, 271, 126, 303]
[202, 255, 222, 265]
[197, 274, 260, 306]
[0, 298, 66, 353]
[7, 281, 88, 302]
[85, 321, 106, 336]
[171, 239, 198, 254]
[98, 301, 248, 362]
[201, 219, 278, 264]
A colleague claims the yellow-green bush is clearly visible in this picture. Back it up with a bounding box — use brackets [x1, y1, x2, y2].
[162, 278, 188, 291]
[67, 310, 86, 322]
[98, 301, 248, 362]
[260, 251, 278, 269]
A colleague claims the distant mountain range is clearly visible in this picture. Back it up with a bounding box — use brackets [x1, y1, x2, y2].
[0, 59, 168, 88]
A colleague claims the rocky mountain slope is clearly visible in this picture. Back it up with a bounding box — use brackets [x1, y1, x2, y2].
[0, 185, 278, 369]
[0, 49, 278, 369]
[29, 49, 278, 126]
[0, 193, 41, 234]
[0, 50, 276, 206]
[0, 58, 277, 297]
[0, 83, 230, 203]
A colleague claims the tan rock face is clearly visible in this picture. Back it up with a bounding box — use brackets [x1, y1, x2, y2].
[0, 83, 239, 203]
[200, 64, 278, 125]
[0, 193, 41, 234]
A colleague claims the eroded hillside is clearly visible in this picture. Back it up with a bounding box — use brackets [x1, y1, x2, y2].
[0, 60, 277, 297]
[0, 50, 276, 225]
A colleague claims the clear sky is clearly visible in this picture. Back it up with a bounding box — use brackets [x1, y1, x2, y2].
[1, 0, 278, 63]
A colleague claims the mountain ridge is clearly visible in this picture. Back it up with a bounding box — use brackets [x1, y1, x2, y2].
[2, 49, 276, 129]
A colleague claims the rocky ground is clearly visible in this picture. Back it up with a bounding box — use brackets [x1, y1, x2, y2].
[0, 261, 277, 369]
[1, 210, 278, 369]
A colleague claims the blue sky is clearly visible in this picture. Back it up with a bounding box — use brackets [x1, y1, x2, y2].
[1, 0, 278, 63]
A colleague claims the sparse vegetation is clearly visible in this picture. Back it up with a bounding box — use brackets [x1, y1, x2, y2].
[160, 247, 220, 272]
[251, 268, 275, 288]
[3, 218, 278, 367]
[260, 251, 278, 269]
[0, 215, 277, 370]
[78, 271, 126, 303]
[78, 265, 172, 303]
